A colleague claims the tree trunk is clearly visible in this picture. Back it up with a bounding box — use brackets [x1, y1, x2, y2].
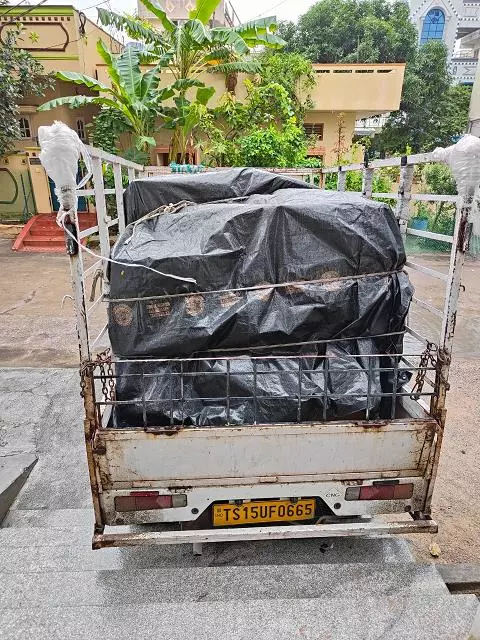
[431, 201, 445, 231]
[225, 72, 238, 95]
[169, 127, 181, 164]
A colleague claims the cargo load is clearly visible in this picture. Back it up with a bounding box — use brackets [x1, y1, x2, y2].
[108, 171, 413, 427]
[123, 167, 314, 224]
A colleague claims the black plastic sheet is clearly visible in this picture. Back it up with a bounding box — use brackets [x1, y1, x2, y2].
[111, 187, 406, 299]
[109, 340, 399, 428]
[123, 167, 314, 224]
[108, 170, 413, 428]
[109, 272, 412, 359]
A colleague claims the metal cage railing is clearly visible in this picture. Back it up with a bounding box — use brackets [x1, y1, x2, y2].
[84, 346, 439, 431]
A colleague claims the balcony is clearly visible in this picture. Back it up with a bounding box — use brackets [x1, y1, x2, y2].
[450, 56, 478, 83]
[458, 3, 480, 37]
[309, 64, 405, 116]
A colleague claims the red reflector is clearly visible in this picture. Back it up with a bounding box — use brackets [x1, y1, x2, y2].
[393, 483, 414, 499]
[115, 494, 173, 512]
[345, 483, 413, 501]
[361, 485, 395, 500]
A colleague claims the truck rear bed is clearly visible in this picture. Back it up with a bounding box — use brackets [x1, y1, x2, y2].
[68, 146, 474, 548]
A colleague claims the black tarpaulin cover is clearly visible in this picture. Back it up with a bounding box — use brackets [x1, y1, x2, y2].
[108, 170, 413, 427]
[123, 167, 314, 224]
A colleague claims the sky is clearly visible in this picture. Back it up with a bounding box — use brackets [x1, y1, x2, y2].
[36, 0, 316, 23]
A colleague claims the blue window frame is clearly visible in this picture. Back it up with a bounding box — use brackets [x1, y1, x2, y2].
[420, 8, 445, 45]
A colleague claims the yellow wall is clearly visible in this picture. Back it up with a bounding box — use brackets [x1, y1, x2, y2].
[25, 148, 51, 214]
[0, 5, 123, 217]
[75, 15, 122, 77]
[303, 111, 359, 166]
[0, 150, 52, 220]
[15, 80, 98, 150]
[0, 6, 122, 76]
[310, 64, 405, 116]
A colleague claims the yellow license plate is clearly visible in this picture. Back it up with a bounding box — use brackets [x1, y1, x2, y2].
[213, 499, 315, 527]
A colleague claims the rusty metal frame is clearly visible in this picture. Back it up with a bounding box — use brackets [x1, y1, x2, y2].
[68, 146, 144, 534]
[92, 518, 438, 549]
[68, 146, 471, 546]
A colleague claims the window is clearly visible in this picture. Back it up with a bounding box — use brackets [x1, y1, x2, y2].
[304, 123, 324, 139]
[420, 8, 445, 45]
[19, 117, 31, 138]
[76, 119, 86, 142]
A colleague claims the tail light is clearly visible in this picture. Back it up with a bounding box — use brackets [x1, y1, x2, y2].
[344, 483, 413, 501]
[115, 491, 187, 512]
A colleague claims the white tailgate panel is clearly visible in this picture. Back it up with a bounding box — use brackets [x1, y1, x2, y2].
[97, 421, 435, 486]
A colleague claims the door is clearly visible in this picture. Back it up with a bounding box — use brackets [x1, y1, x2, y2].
[48, 172, 87, 212]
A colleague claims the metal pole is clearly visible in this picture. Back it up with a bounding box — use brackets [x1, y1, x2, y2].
[91, 156, 111, 293]
[424, 186, 474, 513]
[112, 162, 126, 234]
[361, 164, 374, 198]
[395, 156, 414, 236]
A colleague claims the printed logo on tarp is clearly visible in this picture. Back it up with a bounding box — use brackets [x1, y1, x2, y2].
[112, 303, 133, 327]
[146, 301, 171, 318]
[185, 294, 205, 316]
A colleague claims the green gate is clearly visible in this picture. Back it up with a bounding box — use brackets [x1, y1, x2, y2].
[0, 166, 36, 223]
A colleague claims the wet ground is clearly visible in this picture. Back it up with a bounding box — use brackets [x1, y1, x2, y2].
[0, 236, 479, 563]
[0, 239, 106, 367]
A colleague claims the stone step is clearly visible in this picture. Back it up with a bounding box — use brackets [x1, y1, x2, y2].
[0, 529, 417, 572]
[0, 594, 478, 640]
[0, 562, 450, 608]
[22, 237, 65, 247]
[0, 455, 37, 523]
[2, 507, 94, 529]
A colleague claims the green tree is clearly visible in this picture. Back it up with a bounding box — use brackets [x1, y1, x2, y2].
[97, 0, 285, 161]
[374, 42, 471, 154]
[257, 51, 315, 118]
[281, 0, 416, 63]
[38, 43, 172, 154]
[197, 80, 309, 167]
[423, 163, 457, 233]
[87, 106, 130, 155]
[0, 22, 52, 156]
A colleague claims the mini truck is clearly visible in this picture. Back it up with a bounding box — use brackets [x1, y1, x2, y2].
[57, 140, 476, 551]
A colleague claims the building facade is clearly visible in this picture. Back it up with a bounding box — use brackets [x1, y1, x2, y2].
[0, 4, 122, 220]
[409, 0, 480, 83]
[137, 0, 240, 27]
[138, 62, 405, 167]
[467, 39, 480, 134]
[0, 3, 406, 219]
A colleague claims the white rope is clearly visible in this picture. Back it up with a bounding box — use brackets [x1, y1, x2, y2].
[124, 200, 196, 246]
[56, 208, 196, 284]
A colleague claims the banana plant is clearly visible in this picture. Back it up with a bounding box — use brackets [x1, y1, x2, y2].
[97, 0, 286, 161]
[38, 41, 173, 153]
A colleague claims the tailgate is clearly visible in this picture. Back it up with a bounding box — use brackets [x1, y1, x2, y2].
[95, 419, 437, 489]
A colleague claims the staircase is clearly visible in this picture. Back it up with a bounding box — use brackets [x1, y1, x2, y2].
[1, 368, 479, 640]
[12, 213, 97, 253]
